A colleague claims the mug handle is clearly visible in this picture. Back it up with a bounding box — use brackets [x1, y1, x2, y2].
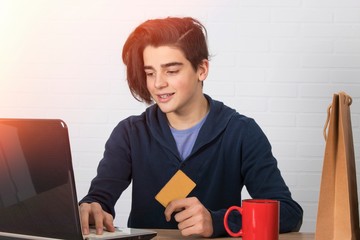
[224, 206, 243, 237]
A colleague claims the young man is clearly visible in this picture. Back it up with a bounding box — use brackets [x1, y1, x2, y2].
[79, 17, 303, 237]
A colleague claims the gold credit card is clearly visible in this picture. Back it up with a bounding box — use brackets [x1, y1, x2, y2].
[155, 170, 196, 208]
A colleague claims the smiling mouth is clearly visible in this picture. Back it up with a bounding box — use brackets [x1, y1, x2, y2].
[158, 93, 174, 99]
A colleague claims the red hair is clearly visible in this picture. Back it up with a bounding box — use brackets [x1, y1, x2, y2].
[122, 17, 209, 104]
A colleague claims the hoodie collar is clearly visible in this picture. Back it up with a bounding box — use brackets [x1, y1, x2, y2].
[146, 94, 237, 158]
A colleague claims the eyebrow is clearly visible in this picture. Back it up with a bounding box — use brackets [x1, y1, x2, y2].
[144, 62, 183, 70]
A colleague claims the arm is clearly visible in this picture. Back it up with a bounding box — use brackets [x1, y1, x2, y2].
[79, 121, 133, 233]
[210, 119, 303, 237]
[241, 120, 303, 232]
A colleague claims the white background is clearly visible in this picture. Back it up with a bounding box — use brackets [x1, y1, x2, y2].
[0, 0, 359, 232]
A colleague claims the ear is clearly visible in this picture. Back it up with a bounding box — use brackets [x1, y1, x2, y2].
[198, 59, 209, 82]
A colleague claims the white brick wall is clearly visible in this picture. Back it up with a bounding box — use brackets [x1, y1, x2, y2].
[1, 0, 359, 233]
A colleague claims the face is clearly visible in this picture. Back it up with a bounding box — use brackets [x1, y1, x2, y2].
[143, 45, 208, 116]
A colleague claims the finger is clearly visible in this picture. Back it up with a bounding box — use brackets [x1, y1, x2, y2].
[180, 225, 199, 237]
[184, 213, 213, 237]
[164, 206, 173, 222]
[180, 226, 194, 237]
[179, 216, 212, 237]
[177, 216, 204, 237]
[173, 198, 199, 223]
[174, 208, 192, 223]
[79, 203, 90, 235]
[177, 214, 196, 231]
[164, 199, 187, 222]
[103, 213, 115, 232]
[92, 205, 105, 235]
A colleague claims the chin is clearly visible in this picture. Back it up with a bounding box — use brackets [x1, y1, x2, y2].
[158, 108, 173, 114]
[156, 104, 174, 114]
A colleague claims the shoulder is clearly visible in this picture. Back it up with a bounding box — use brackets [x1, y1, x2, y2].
[210, 96, 267, 139]
[110, 104, 166, 137]
[207, 95, 255, 127]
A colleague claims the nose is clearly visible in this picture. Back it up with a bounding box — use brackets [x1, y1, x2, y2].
[154, 73, 168, 89]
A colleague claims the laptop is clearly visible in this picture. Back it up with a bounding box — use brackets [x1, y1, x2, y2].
[0, 118, 157, 240]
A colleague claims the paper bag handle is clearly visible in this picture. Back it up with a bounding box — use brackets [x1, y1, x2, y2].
[323, 92, 352, 141]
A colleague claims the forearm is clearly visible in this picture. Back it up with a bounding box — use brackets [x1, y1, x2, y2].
[279, 198, 303, 232]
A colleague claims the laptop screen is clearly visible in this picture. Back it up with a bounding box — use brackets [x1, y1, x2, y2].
[0, 119, 83, 239]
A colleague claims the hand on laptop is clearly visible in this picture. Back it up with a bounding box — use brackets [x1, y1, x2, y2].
[80, 202, 116, 235]
[164, 197, 213, 237]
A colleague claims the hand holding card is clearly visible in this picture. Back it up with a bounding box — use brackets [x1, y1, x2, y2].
[155, 170, 196, 208]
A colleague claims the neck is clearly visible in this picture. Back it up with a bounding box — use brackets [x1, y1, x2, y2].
[167, 95, 209, 130]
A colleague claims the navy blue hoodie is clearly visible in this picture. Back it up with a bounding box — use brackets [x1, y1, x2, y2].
[80, 95, 303, 237]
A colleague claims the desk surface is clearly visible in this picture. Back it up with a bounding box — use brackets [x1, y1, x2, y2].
[153, 229, 314, 239]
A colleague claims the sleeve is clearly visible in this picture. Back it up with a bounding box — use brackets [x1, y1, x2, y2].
[210, 119, 303, 237]
[241, 120, 303, 233]
[79, 120, 132, 218]
[210, 209, 241, 238]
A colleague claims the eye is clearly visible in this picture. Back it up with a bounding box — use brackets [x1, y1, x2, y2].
[145, 71, 155, 77]
[167, 70, 179, 75]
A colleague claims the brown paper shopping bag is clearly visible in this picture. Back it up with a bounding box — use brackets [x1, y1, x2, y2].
[315, 92, 360, 240]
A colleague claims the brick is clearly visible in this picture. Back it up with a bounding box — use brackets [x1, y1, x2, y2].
[223, 7, 271, 22]
[205, 82, 236, 96]
[305, 0, 360, 7]
[235, 38, 270, 52]
[301, 203, 319, 218]
[239, 0, 301, 7]
[224, 97, 269, 112]
[237, 53, 302, 68]
[291, 189, 319, 202]
[209, 53, 237, 67]
[297, 144, 325, 158]
[281, 173, 299, 187]
[271, 8, 333, 23]
[206, 23, 239, 52]
[303, 55, 360, 68]
[251, 113, 296, 127]
[271, 143, 297, 158]
[335, 9, 360, 22]
[352, 25, 360, 38]
[299, 84, 360, 98]
[267, 69, 331, 83]
[208, 7, 255, 23]
[268, 23, 302, 37]
[301, 219, 316, 232]
[266, 127, 323, 142]
[296, 113, 328, 127]
[270, 98, 329, 113]
[301, 24, 356, 38]
[271, 39, 333, 53]
[236, 23, 301, 37]
[77, 124, 113, 139]
[326, 70, 360, 83]
[235, 83, 297, 97]
[334, 40, 360, 53]
[208, 68, 266, 82]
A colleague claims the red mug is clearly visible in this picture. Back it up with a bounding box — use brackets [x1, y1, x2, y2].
[224, 199, 279, 240]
